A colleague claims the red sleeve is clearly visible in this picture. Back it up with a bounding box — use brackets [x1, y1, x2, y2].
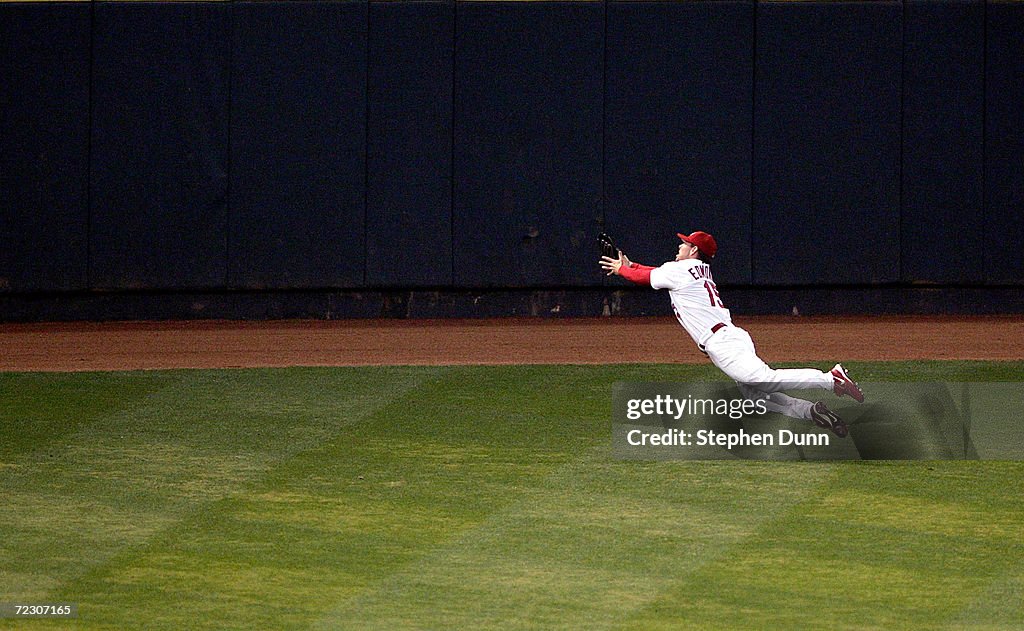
[619, 262, 652, 286]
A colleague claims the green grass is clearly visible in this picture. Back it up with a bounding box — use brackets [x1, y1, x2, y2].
[1, 362, 1022, 630]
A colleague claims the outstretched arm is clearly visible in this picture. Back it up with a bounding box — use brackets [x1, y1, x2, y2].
[599, 253, 654, 286]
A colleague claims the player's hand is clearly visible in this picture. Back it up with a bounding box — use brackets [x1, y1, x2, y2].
[599, 254, 624, 276]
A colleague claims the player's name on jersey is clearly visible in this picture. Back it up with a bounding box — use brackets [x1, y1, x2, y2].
[686, 263, 713, 281]
[625, 428, 830, 450]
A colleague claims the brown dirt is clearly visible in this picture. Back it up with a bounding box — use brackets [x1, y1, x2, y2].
[1, 316, 1022, 372]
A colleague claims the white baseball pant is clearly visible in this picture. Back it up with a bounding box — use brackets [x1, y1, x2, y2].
[703, 325, 833, 421]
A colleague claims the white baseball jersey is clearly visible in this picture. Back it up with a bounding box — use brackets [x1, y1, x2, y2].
[643, 256, 835, 423]
[649, 259, 733, 349]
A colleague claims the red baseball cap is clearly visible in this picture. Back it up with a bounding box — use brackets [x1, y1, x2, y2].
[677, 231, 718, 258]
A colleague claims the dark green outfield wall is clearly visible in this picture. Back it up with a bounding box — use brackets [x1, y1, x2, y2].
[1, 1, 1022, 319]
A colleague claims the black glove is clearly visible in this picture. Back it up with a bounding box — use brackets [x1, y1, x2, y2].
[598, 232, 619, 260]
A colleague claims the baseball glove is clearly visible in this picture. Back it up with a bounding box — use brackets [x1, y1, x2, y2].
[598, 232, 620, 260]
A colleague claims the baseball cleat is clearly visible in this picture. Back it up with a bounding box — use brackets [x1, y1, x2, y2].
[810, 401, 848, 438]
[831, 363, 864, 403]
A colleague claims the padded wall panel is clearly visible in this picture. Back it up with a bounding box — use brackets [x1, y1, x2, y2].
[606, 1, 753, 283]
[985, 1, 1024, 283]
[453, 2, 603, 287]
[902, 0, 984, 283]
[754, 2, 902, 285]
[366, 1, 453, 287]
[90, 2, 230, 289]
[1, 3, 90, 292]
[230, 1, 367, 289]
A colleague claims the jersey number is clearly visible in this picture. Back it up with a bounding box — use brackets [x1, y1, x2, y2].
[703, 281, 725, 308]
[673, 281, 726, 325]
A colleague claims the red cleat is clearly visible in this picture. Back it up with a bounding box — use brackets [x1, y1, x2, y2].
[831, 364, 865, 403]
[810, 401, 848, 438]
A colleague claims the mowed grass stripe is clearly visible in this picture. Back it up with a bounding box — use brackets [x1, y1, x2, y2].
[613, 462, 1024, 631]
[0, 362, 1021, 630]
[44, 366, 611, 630]
[1, 371, 192, 600]
[0, 370, 189, 460]
[314, 457, 841, 631]
[0, 367, 444, 610]
[48, 366, 836, 630]
[950, 573, 1024, 630]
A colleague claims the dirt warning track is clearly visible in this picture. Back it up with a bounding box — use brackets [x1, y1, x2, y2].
[1, 316, 1021, 372]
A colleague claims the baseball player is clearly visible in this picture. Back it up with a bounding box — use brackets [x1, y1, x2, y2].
[599, 230, 863, 437]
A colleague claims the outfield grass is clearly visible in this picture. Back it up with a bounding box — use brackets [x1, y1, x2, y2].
[1, 362, 1022, 630]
